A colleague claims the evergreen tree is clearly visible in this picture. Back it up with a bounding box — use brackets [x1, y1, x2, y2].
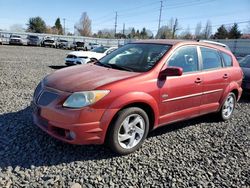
[55, 18, 63, 35]
[228, 23, 242, 39]
[214, 25, 228, 39]
[27, 17, 47, 33]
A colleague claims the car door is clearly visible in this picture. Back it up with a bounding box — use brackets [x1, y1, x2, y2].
[158, 45, 203, 126]
[199, 46, 229, 114]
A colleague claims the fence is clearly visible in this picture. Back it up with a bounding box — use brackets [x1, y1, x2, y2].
[1, 31, 250, 56]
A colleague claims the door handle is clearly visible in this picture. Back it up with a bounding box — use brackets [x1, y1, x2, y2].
[223, 74, 229, 79]
[195, 78, 202, 84]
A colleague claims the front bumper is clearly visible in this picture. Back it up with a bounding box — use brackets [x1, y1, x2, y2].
[32, 100, 111, 145]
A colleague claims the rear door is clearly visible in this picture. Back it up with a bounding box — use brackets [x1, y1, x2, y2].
[159, 45, 203, 125]
[199, 47, 230, 114]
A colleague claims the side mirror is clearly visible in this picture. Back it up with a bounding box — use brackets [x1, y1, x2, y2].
[159, 66, 183, 80]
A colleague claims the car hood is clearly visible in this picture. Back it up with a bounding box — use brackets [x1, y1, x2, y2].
[10, 37, 22, 40]
[68, 51, 104, 59]
[45, 64, 140, 92]
[242, 67, 250, 80]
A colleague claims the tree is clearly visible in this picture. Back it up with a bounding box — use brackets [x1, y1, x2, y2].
[9, 24, 25, 32]
[202, 20, 212, 39]
[156, 25, 172, 39]
[140, 28, 147, 39]
[75, 12, 92, 37]
[214, 25, 228, 39]
[27, 17, 47, 33]
[172, 18, 180, 39]
[54, 18, 63, 35]
[195, 22, 202, 39]
[228, 23, 242, 39]
[179, 26, 193, 39]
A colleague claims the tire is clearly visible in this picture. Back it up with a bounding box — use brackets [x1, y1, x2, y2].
[107, 107, 149, 155]
[218, 92, 236, 121]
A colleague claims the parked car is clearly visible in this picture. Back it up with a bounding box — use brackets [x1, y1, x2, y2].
[9, 35, 24, 45]
[70, 41, 86, 51]
[65, 46, 117, 65]
[0, 37, 2, 45]
[85, 42, 101, 50]
[41, 38, 56, 48]
[32, 40, 243, 154]
[239, 55, 250, 93]
[56, 39, 69, 49]
[27, 35, 40, 46]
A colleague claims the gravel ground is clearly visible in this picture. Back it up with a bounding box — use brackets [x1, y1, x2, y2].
[0, 45, 249, 188]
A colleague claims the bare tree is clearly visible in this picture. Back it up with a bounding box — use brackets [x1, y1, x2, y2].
[202, 20, 212, 39]
[75, 12, 92, 37]
[172, 18, 180, 39]
[9, 24, 25, 32]
[195, 22, 202, 39]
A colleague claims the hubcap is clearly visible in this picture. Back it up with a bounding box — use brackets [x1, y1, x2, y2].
[118, 114, 145, 149]
[222, 95, 234, 118]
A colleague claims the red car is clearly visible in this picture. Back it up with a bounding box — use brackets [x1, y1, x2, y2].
[32, 40, 243, 154]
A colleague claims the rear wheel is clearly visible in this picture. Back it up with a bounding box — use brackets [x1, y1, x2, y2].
[107, 107, 149, 155]
[219, 92, 236, 121]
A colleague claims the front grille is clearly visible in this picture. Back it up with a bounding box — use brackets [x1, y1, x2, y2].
[37, 91, 58, 106]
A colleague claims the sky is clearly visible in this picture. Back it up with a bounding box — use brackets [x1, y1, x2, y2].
[0, 0, 249, 35]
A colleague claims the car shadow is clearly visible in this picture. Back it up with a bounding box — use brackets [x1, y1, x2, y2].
[48, 65, 69, 70]
[1, 97, 249, 169]
[0, 107, 117, 169]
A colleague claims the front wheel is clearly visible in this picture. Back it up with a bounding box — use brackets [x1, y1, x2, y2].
[219, 92, 236, 121]
[107, 107, 149, 155]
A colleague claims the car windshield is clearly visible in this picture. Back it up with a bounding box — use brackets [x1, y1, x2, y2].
[239, 56, 250, 68]
[91, 46, 109, 53]
[11, 35, 21, 38]
[29, 36, 39, 39]
[98, 43, 171, 72]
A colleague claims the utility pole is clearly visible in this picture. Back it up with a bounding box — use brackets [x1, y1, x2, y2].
[123, 23, 125, 36]
[158, 1, 163, 32]
[114, 11, 118, 38]
[63, 18, 66, 35]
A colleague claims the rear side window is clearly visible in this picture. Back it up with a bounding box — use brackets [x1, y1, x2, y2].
[221, 52, 233, 67]
[168, 46, 199, 73]
[201, 47, 222, 70]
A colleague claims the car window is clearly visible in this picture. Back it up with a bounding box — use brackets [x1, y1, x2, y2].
[167, 46, 199, 73]
[239, 56, 250, 68]
[200, 47, 222, 70]
[99, 43, 171, 72]
[91, 46, 109, 53]
[221, 52, 233, 67]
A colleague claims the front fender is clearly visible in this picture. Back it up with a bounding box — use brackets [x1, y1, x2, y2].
[99, 92, 160, 142]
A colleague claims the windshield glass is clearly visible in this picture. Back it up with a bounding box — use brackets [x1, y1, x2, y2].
[239, 56, 250, 68]
[29, 36, 39, 39]
[11, 35, 21, 38]
[91, 46, 109, 53]
[98, 43, 171, 72]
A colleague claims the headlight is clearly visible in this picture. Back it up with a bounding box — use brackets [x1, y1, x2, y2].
[63, 90, 110, 108]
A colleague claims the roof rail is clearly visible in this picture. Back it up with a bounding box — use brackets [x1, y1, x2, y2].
[197, 40, 231, 51]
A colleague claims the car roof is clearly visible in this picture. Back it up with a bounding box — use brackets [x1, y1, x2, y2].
[132, 39, 231, 54]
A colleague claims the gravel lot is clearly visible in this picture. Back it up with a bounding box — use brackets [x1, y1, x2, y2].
[0, 45, 249, 187]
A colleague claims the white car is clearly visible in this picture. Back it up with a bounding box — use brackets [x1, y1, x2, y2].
[9, 35, 24, 45]
[65, 46, 117, 65]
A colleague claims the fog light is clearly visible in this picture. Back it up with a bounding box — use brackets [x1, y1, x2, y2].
[66, 130, 76, 140]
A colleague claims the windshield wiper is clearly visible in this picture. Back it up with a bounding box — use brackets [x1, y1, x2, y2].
[108, 64, 134, 72]
[94, 60, 112, 68]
